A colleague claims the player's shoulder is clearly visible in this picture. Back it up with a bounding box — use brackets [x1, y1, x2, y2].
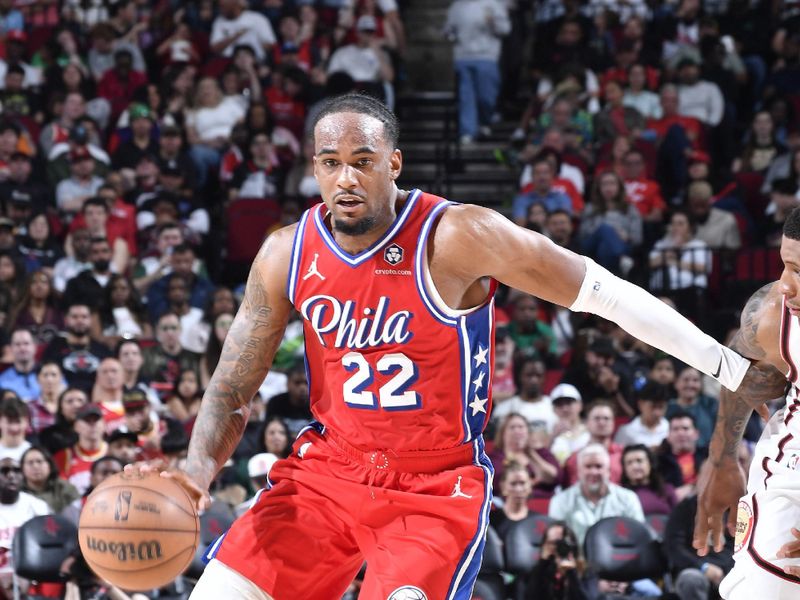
[434, 203, 508, 241]
[744, 281, 783, 322]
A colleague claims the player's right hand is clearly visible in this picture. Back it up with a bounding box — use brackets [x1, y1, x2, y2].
[692, 457, 746, 556]
[123, 460, 212, 513]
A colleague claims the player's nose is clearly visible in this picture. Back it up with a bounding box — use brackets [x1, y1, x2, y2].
[336, 164, 359, 188]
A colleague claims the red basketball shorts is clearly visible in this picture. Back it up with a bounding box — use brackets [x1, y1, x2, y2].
[211, 423, 493, 600]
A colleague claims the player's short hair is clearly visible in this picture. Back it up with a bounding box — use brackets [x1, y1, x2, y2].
[311, 93, 399, 148]
[784, 206, 800, 241]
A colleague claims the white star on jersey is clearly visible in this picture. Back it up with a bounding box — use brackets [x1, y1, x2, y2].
[472, 372, 485, 391]
[469, 395, 488, 416]
[473, 345, 488, 367]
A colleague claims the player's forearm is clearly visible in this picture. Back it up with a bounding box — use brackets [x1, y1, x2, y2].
[708, 386, 752, 466]
[185, 263, 284, 488]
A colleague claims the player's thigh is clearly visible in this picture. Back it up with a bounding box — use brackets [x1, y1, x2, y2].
[359, 465, 491, 600]
[212, 455, 365, 598]
[190, 559, 273, 600]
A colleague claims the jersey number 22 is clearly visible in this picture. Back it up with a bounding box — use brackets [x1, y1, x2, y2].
[342, 351, 421, 410]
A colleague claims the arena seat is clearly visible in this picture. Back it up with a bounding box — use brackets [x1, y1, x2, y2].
[502, 513, 552, 575]
[13, 515, 77, 582]
[583, 516, 666, 581]
[645, 513, 669, 541]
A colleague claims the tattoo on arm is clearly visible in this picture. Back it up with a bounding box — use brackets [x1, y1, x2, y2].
[709, 283, 787, 463]
[185, 245, 286, 486]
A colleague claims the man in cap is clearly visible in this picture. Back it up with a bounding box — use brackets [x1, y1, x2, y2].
[550, 383, 589, 464]
[53, 403, 109, 495]
[54, 145, 104, 217]
[327, 15, 394, 98]
[121, 388, 162, 460]
[112, 102, 158, 170]
[0, 29, 42, 88]
[0, 217, 15, 251]
[105, 428, 139, 465]
[97, 48, 147, 122]
[0, 151, 48, 223]
[157, 123, 197, 191]
[676, 57, 724, 127]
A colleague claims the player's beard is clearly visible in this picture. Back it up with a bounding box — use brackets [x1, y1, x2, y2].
[333, 214, 377, 236]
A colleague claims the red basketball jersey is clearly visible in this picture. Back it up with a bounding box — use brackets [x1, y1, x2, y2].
[287, 190, 496, 452]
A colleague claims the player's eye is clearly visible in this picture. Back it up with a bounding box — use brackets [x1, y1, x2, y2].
[322, 159, 338, 168]
[356, 159, 372, 167]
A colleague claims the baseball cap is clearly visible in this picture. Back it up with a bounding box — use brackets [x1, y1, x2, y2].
[129, 102, 151, 121]
[0, 217, 14, 230]
[550, 383, 582, 404]
[69, 146, 92, 163]
[247, 452, 279, 479]
[6, 30, 26, 44]
[160, 159, 183, 177]
[688, 150, 710, 165]
[76, 404, 103, 421]
[356, 15, 377, 31]
[10, 190, 31, 205]
[106, 429, 138, 445]
[122, 389, 149, 412]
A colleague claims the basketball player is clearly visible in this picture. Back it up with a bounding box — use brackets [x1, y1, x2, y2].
[143, 94, 757, 600]
[693, 207, 800, 599]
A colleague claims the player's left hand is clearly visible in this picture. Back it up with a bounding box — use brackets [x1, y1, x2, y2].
[777, 527, 800, 575]
[693, 457, 745, 556]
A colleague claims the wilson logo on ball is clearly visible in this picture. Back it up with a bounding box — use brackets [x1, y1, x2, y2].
[114, 491, 132, 521]
[85, 536, 163, 562]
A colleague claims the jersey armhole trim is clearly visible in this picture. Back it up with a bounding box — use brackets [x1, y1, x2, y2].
[780, 295, 798, 382]
[286, 209, 310, 306]
[414, 202, 496, 325]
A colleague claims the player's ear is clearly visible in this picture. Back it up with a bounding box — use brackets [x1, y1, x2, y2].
[389, 149, 402, 180]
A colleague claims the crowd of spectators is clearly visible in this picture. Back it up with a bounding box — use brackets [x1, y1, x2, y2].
[0, 0, 792, 598]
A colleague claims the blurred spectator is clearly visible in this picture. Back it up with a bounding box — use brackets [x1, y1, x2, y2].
[73, 197, 130, 273]
[53, 403, 108, 495]
[92, 357, 125, 432]
[87, 22, 145, 81]
[620, 444, 677, 516]
[200, 312, 234, 388]
[0, 394, 30, 461]
[162, 272, 206, 353]
[762, 148, 800, 196]
[649, 210, 711, 291]
[513, 157, 574, 224]
[42, 303, 112, 392]
[665, 494, 734, 600]
[105, 428, 139, 465]
[141, 312, 200, 398]
[759, 178, 799, 246]
[0, 152, 49, 221]
[650, 355, 677, 387]
[328, 15, 395, 105]
[508, 294, 557, 363]
[550, 383, 589, 465]
[579, 171, 642, 275]
[146, 243, 215, 321]
[20, 445, 79, 513]
[488, 413, 559, 499]
[677, 57, 724, 127]
[116, 339, 157, 407]
[545, 209, 578, 251]
[28, 362, 66, 434]
[228, 131, 287, 201]
[9, 271, 63, 346]
[91, 274, 152, 348]
[61, 236, 114, 310]
[687, 181, 741, 250]
[121, 388, 162, 460]
[60, 455, 122, 525]
[255, 417, 291, 459]
[492, 355, 555, 432]
[562, 337, 634, 416]
[622, 150, 666, 223]
[444, 0, 509, 144]
[112, 103, 158, 170]
[656, 410, 707, 502]
[132, 221, 185, 294]
[55, 146, 104, 218]
[623, 64, 661, 120]
[165, 369, 202, 422]
[38, 387, 86, 456]
[53, 227, 92, 294]
[562, 401, 624, 486]
[489, 461, 532, 533]
[16, 213, 63, 274]
[211, 0, 276, 61]
[264, 361, 310, 437]
[594, 80, 645, 146]
[0, 456, 49, 596]
[614, 381, 670, 449]
[97, 48, 147, 123]
[524, 521, 595, 600]
[492, 319, 516, 403]
[0, 328, 39, 400]
[549, 443, 644, 544]
[733, 111, 786, 174]
[667, 366, 718, 448]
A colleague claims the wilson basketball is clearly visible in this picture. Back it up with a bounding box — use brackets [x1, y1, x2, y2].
[78, 471, 200, 590]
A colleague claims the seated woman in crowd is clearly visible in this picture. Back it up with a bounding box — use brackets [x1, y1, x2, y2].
[91, 274, 152, 348]
[164, 368, 203, 422]
[489, 461, 533, 536]
[620, 443, 677, 515]
[488, 413, 560, 500]
[38, 387, 88, 456]
[28, 361, 66, 434]
[649, 209, 711, 291]
[21, 445, 80, 513]
[9, 269, 63, 346]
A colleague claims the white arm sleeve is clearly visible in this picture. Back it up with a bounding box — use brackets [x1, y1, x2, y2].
[569, 257, 750, 392]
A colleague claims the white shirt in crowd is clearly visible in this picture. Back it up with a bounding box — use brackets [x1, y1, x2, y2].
[186, 96, 247, 143]
[327, 45, 386, 83]
[614, 416, 669, 448]
[210, 10, 276, 61]
[0, 492, 50, 576]
[491, 395, 557, 433]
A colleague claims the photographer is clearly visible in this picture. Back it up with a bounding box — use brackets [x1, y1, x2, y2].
[525, 521, 593, 600]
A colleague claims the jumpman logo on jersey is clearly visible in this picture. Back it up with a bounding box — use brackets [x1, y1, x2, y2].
[450, 476, 472, 499]
[303, 253, 326, 281]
